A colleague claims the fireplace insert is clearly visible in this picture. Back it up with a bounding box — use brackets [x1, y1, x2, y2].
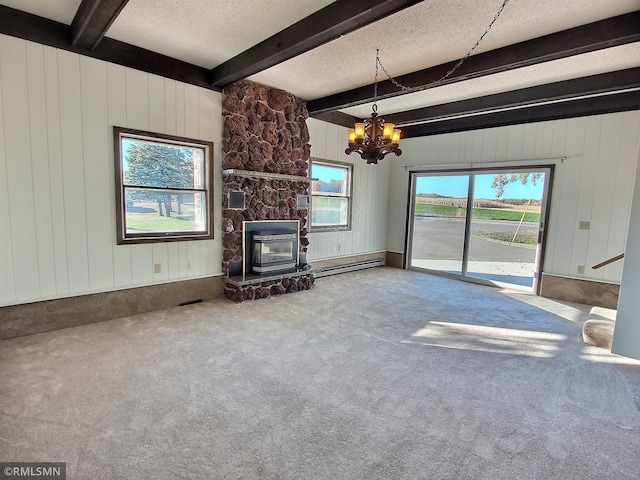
[251, 230, 298, 275]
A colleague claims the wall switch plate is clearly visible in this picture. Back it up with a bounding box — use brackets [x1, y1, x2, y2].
[577, 265, 585, 274]
[578, 221, 590, 230]
[154, 263, 162, 273]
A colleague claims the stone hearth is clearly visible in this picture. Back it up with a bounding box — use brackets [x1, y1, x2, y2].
[224, 270, 314, 303]
[221, 80, 313, 301]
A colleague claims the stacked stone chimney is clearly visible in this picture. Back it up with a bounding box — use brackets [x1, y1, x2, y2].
[221, 80, 311, 276]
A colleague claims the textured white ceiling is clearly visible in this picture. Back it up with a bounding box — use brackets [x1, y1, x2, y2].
[248, 0, 640, 101]
[1, 0, 637, 117]
[107, 0, 336, 69]
[0, 0, 81, 24]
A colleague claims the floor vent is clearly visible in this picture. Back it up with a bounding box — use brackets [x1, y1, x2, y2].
[313, 259, 385, 278]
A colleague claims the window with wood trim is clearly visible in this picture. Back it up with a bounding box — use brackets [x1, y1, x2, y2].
[114, 127, 214, 244]
[310, 160, 352, 230]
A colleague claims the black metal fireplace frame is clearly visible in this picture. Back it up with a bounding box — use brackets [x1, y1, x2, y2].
[241, 220, 300, 277]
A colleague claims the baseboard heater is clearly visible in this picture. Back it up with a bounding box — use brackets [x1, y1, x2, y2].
[312, 259, 385, 278]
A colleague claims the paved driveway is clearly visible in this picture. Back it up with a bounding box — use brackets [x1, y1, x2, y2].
[410, 216, 540, 287]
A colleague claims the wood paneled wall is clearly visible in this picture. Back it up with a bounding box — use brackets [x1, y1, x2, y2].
[389, 112, 640, 283]
[306, 118, 390, 262]
[0, 35, 223, 306]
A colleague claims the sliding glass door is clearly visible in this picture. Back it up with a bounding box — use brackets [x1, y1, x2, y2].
[409, 175, 469, 275]
[408, 168, 551, 291]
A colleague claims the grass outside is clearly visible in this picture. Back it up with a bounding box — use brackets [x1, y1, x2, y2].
[415, 203, 540, 223]
[474, 231, 538, 249]
[126, 212, 196, 232]
[126, 205, 197, 232]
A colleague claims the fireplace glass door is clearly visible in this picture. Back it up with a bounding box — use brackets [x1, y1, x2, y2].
[251, 231, 297, 274]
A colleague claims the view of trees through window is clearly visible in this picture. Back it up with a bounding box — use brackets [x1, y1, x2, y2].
[114, 127, 213, 244]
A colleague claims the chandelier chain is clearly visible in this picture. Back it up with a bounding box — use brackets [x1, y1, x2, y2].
[377, 0, 510, 93]
[373, 49, 380, 112]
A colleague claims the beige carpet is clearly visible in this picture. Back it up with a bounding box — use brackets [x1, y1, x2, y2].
[1, 267, 639, 479]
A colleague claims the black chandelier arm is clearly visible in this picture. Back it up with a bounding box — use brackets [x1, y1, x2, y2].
[345, 143, 401, 164]
[375, 145, 402, 163]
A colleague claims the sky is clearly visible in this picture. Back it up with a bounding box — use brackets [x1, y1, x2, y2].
[311, 164, 347, 183]
[416, 173, 545, 200]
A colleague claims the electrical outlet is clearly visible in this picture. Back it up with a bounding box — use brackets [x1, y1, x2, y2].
[154, 263, 162, 273]
[577, 265, 585, 274]
[578, 221, 590, 230]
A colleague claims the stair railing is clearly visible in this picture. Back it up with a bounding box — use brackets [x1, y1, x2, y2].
[592, 253, 624, 270]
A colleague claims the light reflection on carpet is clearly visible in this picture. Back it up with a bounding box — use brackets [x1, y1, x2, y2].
[405, 321, 567, 358]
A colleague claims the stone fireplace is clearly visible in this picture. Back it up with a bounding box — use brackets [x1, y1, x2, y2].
[221, 80, 314, 302]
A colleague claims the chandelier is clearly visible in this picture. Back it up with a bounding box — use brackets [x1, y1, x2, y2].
[345, 0, 510, 165]
[345, 49, 401, 165]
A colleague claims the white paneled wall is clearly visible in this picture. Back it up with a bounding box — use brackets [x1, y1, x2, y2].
[2, 33, 637, 305]
[0, 35, 223, 306]
[612, 146, 640, 359]
[388, 112, 640, 283]
[307, 118, 389, 261]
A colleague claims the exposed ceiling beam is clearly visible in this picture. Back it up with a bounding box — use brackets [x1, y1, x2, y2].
[310, 111, 359, 128]
[309, 68, 640, 129]
[0, 5, 214, 90]
[208, 0, 424, 88]
[397, 69, 640, 138]
[310, 68, 640, 135]
[70, 0, 130, 50]
[400, 90, 640, 138]
[385, 68, 640, 127]
[308, 11, 640, 114]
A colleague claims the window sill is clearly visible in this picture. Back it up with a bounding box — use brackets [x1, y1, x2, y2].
[310, 226, 351, 233]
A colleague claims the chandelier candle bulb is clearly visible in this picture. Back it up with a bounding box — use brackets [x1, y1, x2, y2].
[392, 129, 401, 145]
[354, 123, 366, 141]
[383, 123, 395, 140]
[348, 129, 356, 144]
